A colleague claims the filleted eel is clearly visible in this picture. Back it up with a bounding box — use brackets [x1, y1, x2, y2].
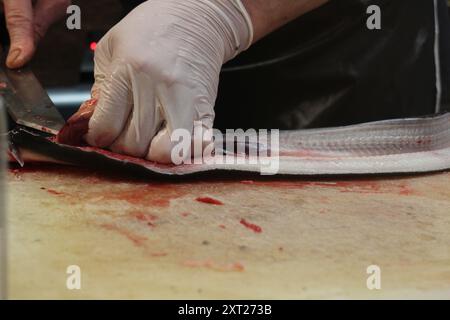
[7, 109, 450, 176]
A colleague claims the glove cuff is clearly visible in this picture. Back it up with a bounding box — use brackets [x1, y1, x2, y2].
[207, 0, 254, 62]
[231, 0, 254, 52]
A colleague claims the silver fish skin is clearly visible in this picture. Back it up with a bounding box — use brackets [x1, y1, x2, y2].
[7, 113, 450, 176]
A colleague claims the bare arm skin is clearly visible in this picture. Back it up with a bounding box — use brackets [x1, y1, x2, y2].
[2, 0, 71, 69]
[242, 0, 329, 43]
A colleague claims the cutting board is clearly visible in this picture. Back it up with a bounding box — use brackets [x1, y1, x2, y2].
[6, 164, 450, 299]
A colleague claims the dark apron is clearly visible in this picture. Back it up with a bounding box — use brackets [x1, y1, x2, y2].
[126, 0, 449, 129]
[99, 0, 450, 129]
[2, 0, 447, 130]
[214, 0, 450, 129]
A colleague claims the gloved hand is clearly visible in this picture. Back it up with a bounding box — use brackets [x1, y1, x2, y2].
[83, 0, 253, 163]
[1, 0, 71, 68]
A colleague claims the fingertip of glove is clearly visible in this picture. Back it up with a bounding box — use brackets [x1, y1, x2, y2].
[146, 128, 174, 164]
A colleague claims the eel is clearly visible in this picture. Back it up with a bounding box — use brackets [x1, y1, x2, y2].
[7, 110, 450, 176]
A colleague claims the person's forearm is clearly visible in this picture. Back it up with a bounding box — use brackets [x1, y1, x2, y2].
[242, 0, 329, 42]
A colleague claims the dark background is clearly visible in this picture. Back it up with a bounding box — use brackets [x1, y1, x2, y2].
[1, 0, 450, 127]
[29, 0, 123, 87]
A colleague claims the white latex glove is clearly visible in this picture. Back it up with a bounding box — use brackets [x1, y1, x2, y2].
[85, 0, 253, 163]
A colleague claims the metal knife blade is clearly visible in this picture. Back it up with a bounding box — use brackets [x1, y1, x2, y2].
[0, 60, 65, 135]
[7, 139, 24, 167]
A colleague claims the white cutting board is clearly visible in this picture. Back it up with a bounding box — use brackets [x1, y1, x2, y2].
[6, 165, 450, 299]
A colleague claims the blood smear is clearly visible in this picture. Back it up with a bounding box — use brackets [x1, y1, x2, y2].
[101, 223, 147, 246]
[240, 219, 262, 233]
[183, 260, 244, 272]
[42, 187, 64, 196]
[196, 197, 223, 205]
[151, 252, 168, 257]
[133, 212, 158, 222]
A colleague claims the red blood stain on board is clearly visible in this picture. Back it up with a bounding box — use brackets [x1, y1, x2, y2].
[151, 199, 171, 207]
[183, 260, 244, 272]
[9, 164, 189, 207]
[246, 180, 415, 196]
[8, 161, 417, 210]
[219, 224, 226, 229]
[101, 184, 186, 207]
[151, 252, 168, 257]
[131, 211, 158, 227]
[331, 181, 415, 195]
[240, 219, 262, 233]
[9, 163, 78, 174]
[181, 212, 191, 217]
[40, 187, 64, 196]
[399, 185, 414, 195]
[319, 196, 331, 204]
[334, 181, 381, 193]
[44, 188, 64, 196]
[101, 223, 147, 246]
[196, 197, 223, 205]
[133, 212, 158, 222]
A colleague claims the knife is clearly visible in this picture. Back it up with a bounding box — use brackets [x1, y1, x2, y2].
[0, 58, 65, 135]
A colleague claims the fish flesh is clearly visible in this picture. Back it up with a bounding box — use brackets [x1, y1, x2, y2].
[56, 97, 98, 146]
[8, 112, 450, 176]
